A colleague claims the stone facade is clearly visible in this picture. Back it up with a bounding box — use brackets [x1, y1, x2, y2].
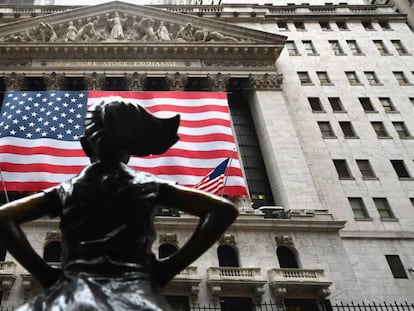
[0, 1, 413, 310]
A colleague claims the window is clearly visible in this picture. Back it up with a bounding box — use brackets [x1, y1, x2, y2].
[379, 97, 396, 112]
[286, 41, 299, 55]
[297, 72, 312, 84]
[346, 40, 362, 55]
[277, 22, 289, 30]
[386, 255, 408, 279]
[390, 160, 411, 178]
[329, 40, 345, 55]
[336, 21, 348, 30]
[328, 97, 345, 112]
[302, 40, 317, 55]
[317, 71, 331, 84]
[308, 97, 324, 112]
[373, 40, 390, 55]
[356, 159, 376, 178]
[364, 71, 380, 85]
[362, 21, 375, 30]
[393, 71, 410, 85]
[159, 243, 178, 259]
[333, 159, 352, 178]
[294, 21, 306, 30]
[320, 21, 331, 30]
[217, 245, 239, 267]
[379, 21, 391, 30]
[346, 71, 361, 85]
[374, 197, 395, 219]
[339, 121, 357, 138]
[391, 40, 408, 55]
[393, 122, 411, 138]
[410, 98, 414, 106]
[348, 197, 370, 219]
[43, 241, 62, 263]
[318, 121, 335, 138]
[359, 97, 375, 111]
[371, 122, 389, 138]
[277, 246, 299, 268]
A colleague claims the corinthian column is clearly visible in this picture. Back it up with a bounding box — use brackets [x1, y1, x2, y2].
[166, 72, 188, 91]
[83, 72, 106, 90]
[124, 72, 146, 91]
[3, 72, 25, 91]
[43, 72, 65, 91]
[207, 73, 230, 92]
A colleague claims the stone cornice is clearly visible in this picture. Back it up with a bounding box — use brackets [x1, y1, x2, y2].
[340, 230, 414, 240]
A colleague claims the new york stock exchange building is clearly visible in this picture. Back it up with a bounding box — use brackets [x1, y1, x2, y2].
[0, 1, 414, 310]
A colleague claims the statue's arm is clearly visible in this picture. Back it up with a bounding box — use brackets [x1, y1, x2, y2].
[0, 192, 61, 288]
[153, 183, 238, 286]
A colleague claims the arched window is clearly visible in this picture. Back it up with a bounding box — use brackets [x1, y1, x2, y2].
[217, 245, 239, 267]
[159, 243, 178, 259]
[43, 241, 62, 263]
[277, 246, 299, 268]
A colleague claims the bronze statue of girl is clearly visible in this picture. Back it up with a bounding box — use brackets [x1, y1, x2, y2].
[0, 101, 238, 310]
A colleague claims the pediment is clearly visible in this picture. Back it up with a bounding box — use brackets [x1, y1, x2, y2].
[0, 1, 285, 46]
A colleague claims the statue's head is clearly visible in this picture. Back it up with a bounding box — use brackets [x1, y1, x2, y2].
[81, 101, 180, 164]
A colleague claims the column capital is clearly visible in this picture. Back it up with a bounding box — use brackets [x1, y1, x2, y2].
[83, 72, 105, 90]
[249, 73, 283, 91]
[207, 73, 230, 92]
[124, 72, 146, 91]
[43, 72, 65, 91]
[166, 72, 188, 91]
[3, 72, 25, 91]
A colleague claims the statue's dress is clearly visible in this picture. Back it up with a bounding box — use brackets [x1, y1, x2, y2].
[18, 162, 172, 311]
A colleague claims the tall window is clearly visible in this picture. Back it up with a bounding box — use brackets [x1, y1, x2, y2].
[217, 245, 239, 267]
[385, 255, 408, 279]
[359, 97, 375, 112]
[329, 40, 344, 55]
[297, 72, 312, 84]
[390, 160, 411, 178]
[159, 243, 178, 259]
[43, 241, 62, 263]
[393, 71, 410, 85]
[346, 71, 361, 85]
[356, 159, 376, 178]
[277, 246, 299, 268]
[317, 71, 331, 84]
[373, 40, 390, 55]
[277, 22, 289, 30]
[393, 122, 411, 138]
[339, 121, 357, 138]
[364, 71, 380, 85]
[318, 122, 335, 138]
[348, 197, 370, 220]
[328, 97, 345, 112]
[229, 92, 275, 208]
[371, 122, 389, 138]
[336, 21, 348, 30]
[286, 41, 299, 55]
[346, 40, 362, 55]
[302, 40, 317, 55]
[379, 97, 396, 112]
[379, 21, 391, 30]
[308, 97, 324, 112]
[333, 159, 352, 178]
[391, 40, 408, 55]
[374, 198, 395, 220]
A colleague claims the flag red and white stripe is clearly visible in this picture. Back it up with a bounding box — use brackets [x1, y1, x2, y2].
[0, 91, 248, 196]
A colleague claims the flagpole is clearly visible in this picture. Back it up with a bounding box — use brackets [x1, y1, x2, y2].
[220, 148, 236, 197]
[0, 167, 10, 203]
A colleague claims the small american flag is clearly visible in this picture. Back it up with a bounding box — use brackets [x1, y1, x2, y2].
[194, 158, 230, 195]
[0, 91, 248, 196]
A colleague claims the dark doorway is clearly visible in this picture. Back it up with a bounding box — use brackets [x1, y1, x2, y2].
[277, 246, 299, 268]
[159, 243, 178, 259]
[165, 295, 190, 311]
[43, 241, 62, 263]
[217, 245, 239, 267]
[220, 297, 253, 311]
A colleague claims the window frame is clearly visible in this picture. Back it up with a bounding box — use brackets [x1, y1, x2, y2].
[286, 41, 300, 56]
[339, 121, 358, 138]
[359, 97, 376, 112]
[385, 255, 408, 279]
[379, 97, 396, 112]
[356, 159, 377, 178]
[348, 197, 371, 220]
[302, 40, 317, 55]
[308, 97, 324, 112]
[373, 197, 396, 220]
[346, 71, 361, 85]
[333, 159, 353, 179]
[318, 121, 336, 138]
[346, 40, 363, 55]
[390, 160, 411, 178]
[329, 40, 345, 55]
[373, 40, 390, 55]
[371, 121, 390, 138]
[297, 71, 312, 85]
[328, 97, 345, 112]
[392, 122, 411, 138]
[316, 71, 332, 85]
[391, 40, 409, 55]
[364, 71, 381, 85]
[393, 71, 410, 85]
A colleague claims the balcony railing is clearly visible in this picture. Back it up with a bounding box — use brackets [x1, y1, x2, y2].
[164, 266, 201, 299]
[0, 261, 17, 291]
[208, 267, 263, 281]
[268, 268, 331, 298]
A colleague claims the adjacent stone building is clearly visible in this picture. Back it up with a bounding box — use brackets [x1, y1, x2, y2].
[0, 1, 413, 310]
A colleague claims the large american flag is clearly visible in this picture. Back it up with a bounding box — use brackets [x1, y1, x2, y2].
[0, 91, 248, 196]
